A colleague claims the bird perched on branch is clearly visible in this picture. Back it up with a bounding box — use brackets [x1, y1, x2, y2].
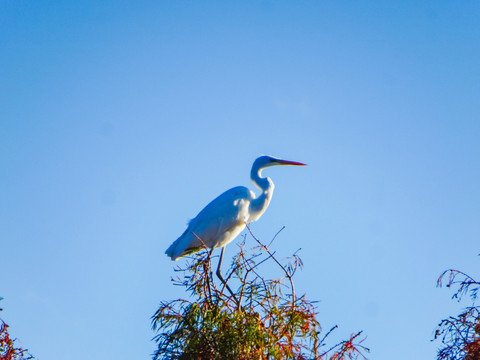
[165, 155, 306, 292]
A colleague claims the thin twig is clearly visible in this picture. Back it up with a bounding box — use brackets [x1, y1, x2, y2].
[268, 226, 286, 247]
[245, 223, 296, 305]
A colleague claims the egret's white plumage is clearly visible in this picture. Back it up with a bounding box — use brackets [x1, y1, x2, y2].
[165, 155, 306, 260]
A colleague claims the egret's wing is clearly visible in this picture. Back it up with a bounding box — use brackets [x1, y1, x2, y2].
[190, 186, 252, 244]
[166, 186, 253, 260]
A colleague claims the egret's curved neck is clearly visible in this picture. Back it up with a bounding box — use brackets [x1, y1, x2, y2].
[249, 165, 275, 222]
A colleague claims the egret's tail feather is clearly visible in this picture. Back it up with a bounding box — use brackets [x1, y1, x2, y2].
[166, 241, 204, 260]
[166, 229, 204, 260]
[165, 242, 179, 261]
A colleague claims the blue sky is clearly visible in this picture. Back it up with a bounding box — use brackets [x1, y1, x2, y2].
[1, 1, 479, 359]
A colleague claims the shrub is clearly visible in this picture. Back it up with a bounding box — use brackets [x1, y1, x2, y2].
[152, 227, 368, 360]
[435, 264, 480, 360]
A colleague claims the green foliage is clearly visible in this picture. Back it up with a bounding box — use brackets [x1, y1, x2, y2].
[152, 228, 368, 360]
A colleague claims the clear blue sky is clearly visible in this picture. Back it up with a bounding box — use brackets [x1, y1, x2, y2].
[1, 1, 479, 359]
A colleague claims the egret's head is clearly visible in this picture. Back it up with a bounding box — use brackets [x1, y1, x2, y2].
[253, 155, 307, 171]
[250, 155, 306, 190]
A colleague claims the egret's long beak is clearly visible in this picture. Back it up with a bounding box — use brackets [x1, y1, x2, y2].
[277, 160, 307, 166]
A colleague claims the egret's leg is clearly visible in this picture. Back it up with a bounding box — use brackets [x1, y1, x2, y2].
[215, 247, 226, 280]
[216, 247, 238, 305]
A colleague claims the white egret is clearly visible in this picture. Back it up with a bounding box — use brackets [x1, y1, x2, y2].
[165, 155, 306, 293]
